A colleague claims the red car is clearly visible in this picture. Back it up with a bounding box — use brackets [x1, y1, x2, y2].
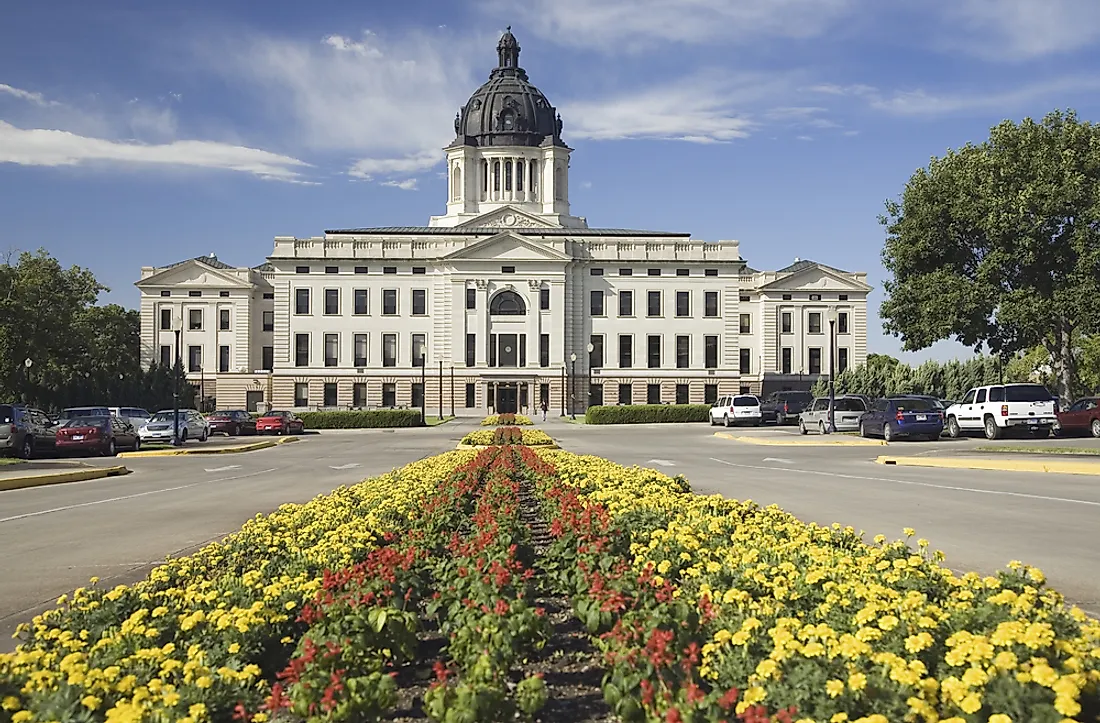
[1055, 397, 1100, 437]
[56, 415, 141, 456]
[255, 411, 304, 435]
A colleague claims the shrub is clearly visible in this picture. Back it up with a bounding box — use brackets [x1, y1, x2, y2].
[584, 403, 710, 425]
[297, 409, 423, 429]
[480, 413, 533, 426]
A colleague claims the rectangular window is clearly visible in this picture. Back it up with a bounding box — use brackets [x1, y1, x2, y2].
[465, 383, 476, 408]
[676, 291, 690, 317]
[647, 335, 661, 369]
[189, 290, 201, 298]
[189, 309, 203, 330]
[262, 346, 273, 371]
[323, 382, 337, 407]
[782, 294, 792, 301]
[676, 335, 690, 369]
[518, 334, 527, 367]
[618, 383, 632, 405]
[188, 345, 202, 372]
[704, 291, 719, 317]
[740, 385, 751, 395]
[219, 309, 230, 331]
[412, 289, 427, 316]
[590, 290, 604, 316]
[411, 334, 426, 366]
[489, 334, 497, 367]
[324, 334, 338, 367]
[676, 268, 689, 277]
[325, 266, 338, 275]
[383, 289, 398, 315]
[675, 383, 689, 405]
[160, 308, 171, 330]
[704, 335, 719, 369]
[412, 267, 426, 275]
[808, 312, 822, 334]
[739, 313, 751, 334]
[704, 384, 719, 404]
[781, 312, 792, 333]
[781, 347, 792, 374]
[160, 290, 171, 297]
[384, 267, 397, 275]
[466, 288, 476, 310]
[647, 268, 661, 277]
[355, 266, 368, 274]
[218, 345, 230, 372]
[740, 295, 750, 302]
[618, 290, 633, 317]
[539, 334, 550, 367]
[501, 265, 515, 274]
[382, 383, 396, 407]
[160, 345, 171, 367]
[590, 268, 604, 276]
[382, 334, 397, 367]
[296, 266, 309, 274]
[354, 289, 368, 315]
[705, 268, 718, 277]
[353, 383, 367, 408]
[838, 312, 849, 334]
[263, 291, 274, 300]
[262, 310, 274, 332]
[739, 348, 751, 374]
[294, 383, 309, 407]
[465, 334, 476, 367]
[618, 335, 632, 368]
[647, 384, 661, 404]
[619, 268, 632, 276]
[809, 293, 822, 301]
[539, 287, 550, 310]
[295, 288, 310, 315]
[354, 334, 368, 367]
[590, 335, 604, 368]
[295, 334, 310, 367]
[324, 289, 339, 315]
[809, 348, 822, 374]
[411, 383, 424, 409]
[647, 290, 661, 317]
[839, 347, 850, 374]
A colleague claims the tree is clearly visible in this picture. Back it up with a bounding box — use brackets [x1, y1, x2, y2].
[880, 110, 1100, 401]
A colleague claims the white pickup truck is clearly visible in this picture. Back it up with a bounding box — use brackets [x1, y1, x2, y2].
[944, 383, 1057, 440]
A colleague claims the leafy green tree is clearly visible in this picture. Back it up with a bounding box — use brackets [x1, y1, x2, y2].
[880, 110, 1100, 401]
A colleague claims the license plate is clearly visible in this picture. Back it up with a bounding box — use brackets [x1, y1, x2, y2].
[916, 415, 927, 421]
[73, 435, 84, 441]
[1028, 419, 1038, 424]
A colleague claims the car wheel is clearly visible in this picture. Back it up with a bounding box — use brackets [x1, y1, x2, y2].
[1091, 419, 1100, 439]
[180, 429, 188, 443]
[819, 420, 827, 435]
[798, 419, 807, 435]
[233, 424, 241, 436]
[859, 422, 867, 438]
[19, 437, 33, 460]
[105, 439, 116, 457]
[883, 423, 894, 443]
[133, 437, 141, 451]
[776, 412, 786, 426]
[724, 415, 732, 428]
[946, 416, 960, 439]
[200, 428, 208, 442]
[709, 415, 716, 426]
[984, 416, 1002, 440]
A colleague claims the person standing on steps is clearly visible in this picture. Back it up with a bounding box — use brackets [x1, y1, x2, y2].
[540, 398, 548, 422]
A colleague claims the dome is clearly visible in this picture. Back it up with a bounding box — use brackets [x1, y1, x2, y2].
[453, 28, 564, 148]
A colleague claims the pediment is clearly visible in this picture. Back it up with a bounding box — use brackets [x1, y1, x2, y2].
[761, 265, 871, 293]
[137, 260, 254, 289]
[457, 206, 561, 230]
[445, 232, 570, 262]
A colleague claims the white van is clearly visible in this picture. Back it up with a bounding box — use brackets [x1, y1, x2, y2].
[709, 395, 762, 427]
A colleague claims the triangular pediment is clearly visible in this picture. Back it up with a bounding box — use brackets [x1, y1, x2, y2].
[445, 232, 570, 262]
[457, 206, 561, 230]
[761, 265, 871, 293]
[136, 260, 254, 289]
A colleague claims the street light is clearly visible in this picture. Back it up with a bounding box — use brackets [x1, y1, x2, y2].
[173, 314, 183, 446]
[586, 342, 594, 410]
[22, 358, 32, 404]
[569, 352, 577, 420]
[827, 305, 838, 433]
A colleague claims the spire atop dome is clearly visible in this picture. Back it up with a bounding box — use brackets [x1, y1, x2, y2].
[497, 26, 520, 69]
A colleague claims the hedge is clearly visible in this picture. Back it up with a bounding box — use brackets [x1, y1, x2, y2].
[584, 403, 710, 425]
[296, 409, 424, 429]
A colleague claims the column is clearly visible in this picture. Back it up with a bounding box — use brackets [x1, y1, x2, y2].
[475, 284, 489, 365]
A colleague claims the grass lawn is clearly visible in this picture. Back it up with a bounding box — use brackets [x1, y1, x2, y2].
[559, 415, 587, 424]
[975, 445, 1100, 456]
[424, 416, 455, 426]
[0, 456, 25, 465]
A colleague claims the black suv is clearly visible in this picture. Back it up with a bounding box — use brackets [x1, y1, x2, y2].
[0, 403, 59, 459]
[760, 391, 814, 425]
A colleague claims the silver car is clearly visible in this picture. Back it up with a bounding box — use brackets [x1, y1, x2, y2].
[139, 409, 209, 443]
[799, 396, 868, 434]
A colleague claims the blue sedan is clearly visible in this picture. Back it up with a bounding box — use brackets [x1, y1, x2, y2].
[859, 396, 944, 442]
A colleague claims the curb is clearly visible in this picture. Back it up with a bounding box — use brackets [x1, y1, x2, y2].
[119, 436, 299, 458]
[714, 432, 887, 447]
[0, 465, 130, 492]
[876, 455, 1100, 476]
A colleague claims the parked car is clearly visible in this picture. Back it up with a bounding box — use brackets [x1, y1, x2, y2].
[56, 415, 141, 456]
[944, 383, 1056, 440]
[256, 410, 305, 435]
[798, 396, 868, 434]
[207, 410, 257, 436]
[708, 395, 762, 427]
[138, 409, 210, 444]
[108, 406, 152, 428]
[760, 391, 814, 425]
[1055, 397, 1100, 437]
[59, 406, 110, 426]
[859, 396, 944, 441]
[0, 403, 58, 459]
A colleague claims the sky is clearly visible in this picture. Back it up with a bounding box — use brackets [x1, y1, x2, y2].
[3, 0, 1100, 363]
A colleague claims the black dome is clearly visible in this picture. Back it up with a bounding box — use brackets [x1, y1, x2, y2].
[453, 28, 564, 148]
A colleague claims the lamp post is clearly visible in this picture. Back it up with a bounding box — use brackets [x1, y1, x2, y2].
[420, 353, 427, 425]
[173, 314, 183, 446]
[569, 352, 577, 420]
[827, 305, 838, 433]
[586, 343, 594, 410]
[22, 358, 32, 405]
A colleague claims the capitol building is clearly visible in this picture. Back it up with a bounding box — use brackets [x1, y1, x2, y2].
[136, 29, 870, 415]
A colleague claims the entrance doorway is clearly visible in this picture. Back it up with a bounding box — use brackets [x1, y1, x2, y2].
[245, 390, 264, 412]
[496, 383, 518, 414]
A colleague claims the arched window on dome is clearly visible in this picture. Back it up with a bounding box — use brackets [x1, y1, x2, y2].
[505, 160, 512, 192]
[501, 110, 515, 130]
[554, 164, 564, 201]
[451, 164, 462, 202]
[489, 290, 526, 316]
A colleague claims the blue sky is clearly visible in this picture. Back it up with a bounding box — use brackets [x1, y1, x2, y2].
[3, 0, 1100, 362]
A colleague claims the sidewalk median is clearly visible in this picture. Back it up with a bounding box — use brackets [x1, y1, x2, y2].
[714, 432, 887, 447]
[0, 465, 130, 492]
[876, 455, 1100, 476]
[119, 436, 299, 458]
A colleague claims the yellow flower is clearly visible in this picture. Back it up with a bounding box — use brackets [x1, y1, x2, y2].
[848, 672, 867, 691]
[826, 679, 844, 697]
[195, 675, 214, 688]
[1, 697, 20, 712]
[988, 716, 1012, 723]
[903, 527, 915, 537]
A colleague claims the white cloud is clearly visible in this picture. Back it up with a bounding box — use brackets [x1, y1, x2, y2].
[796, 135, 813, 141]
[0, 83, 60, 107]
[866, 75, 1100, 116]
[939, 0, 1100, 60]
[381, 178, 419, 190]
[807, 83, 877, 97]
[348, 151, 442, 180]
[322, 31, 384, 58]
[0, 121, 310, 180]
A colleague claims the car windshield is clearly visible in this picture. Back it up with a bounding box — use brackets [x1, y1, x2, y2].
[66, 416, 110, 429]
[779, 392, 813, 401]
[1006, 385, 1053, 402]
[733, 396, 758, 406]
[893, 398, 936, 411]
[64, 407, 106, 418]
[149, 412, 182, 423]
[263, 412, 287, 418]
[210, 411, 233, 417]
[833, 398, 866, 411]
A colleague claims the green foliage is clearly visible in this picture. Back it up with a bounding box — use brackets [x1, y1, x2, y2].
[812, 354, 1034, 401]
[297, 409, 424, 429]
[880, 109, 1100, 399]
[584, 404, 710, 425]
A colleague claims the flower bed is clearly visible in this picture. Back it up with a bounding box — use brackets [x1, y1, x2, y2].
[480, 413, 533, 426]
[460, 427, 554, 447]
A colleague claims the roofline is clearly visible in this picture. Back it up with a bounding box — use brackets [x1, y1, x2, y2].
[323, 227, 693, 237]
